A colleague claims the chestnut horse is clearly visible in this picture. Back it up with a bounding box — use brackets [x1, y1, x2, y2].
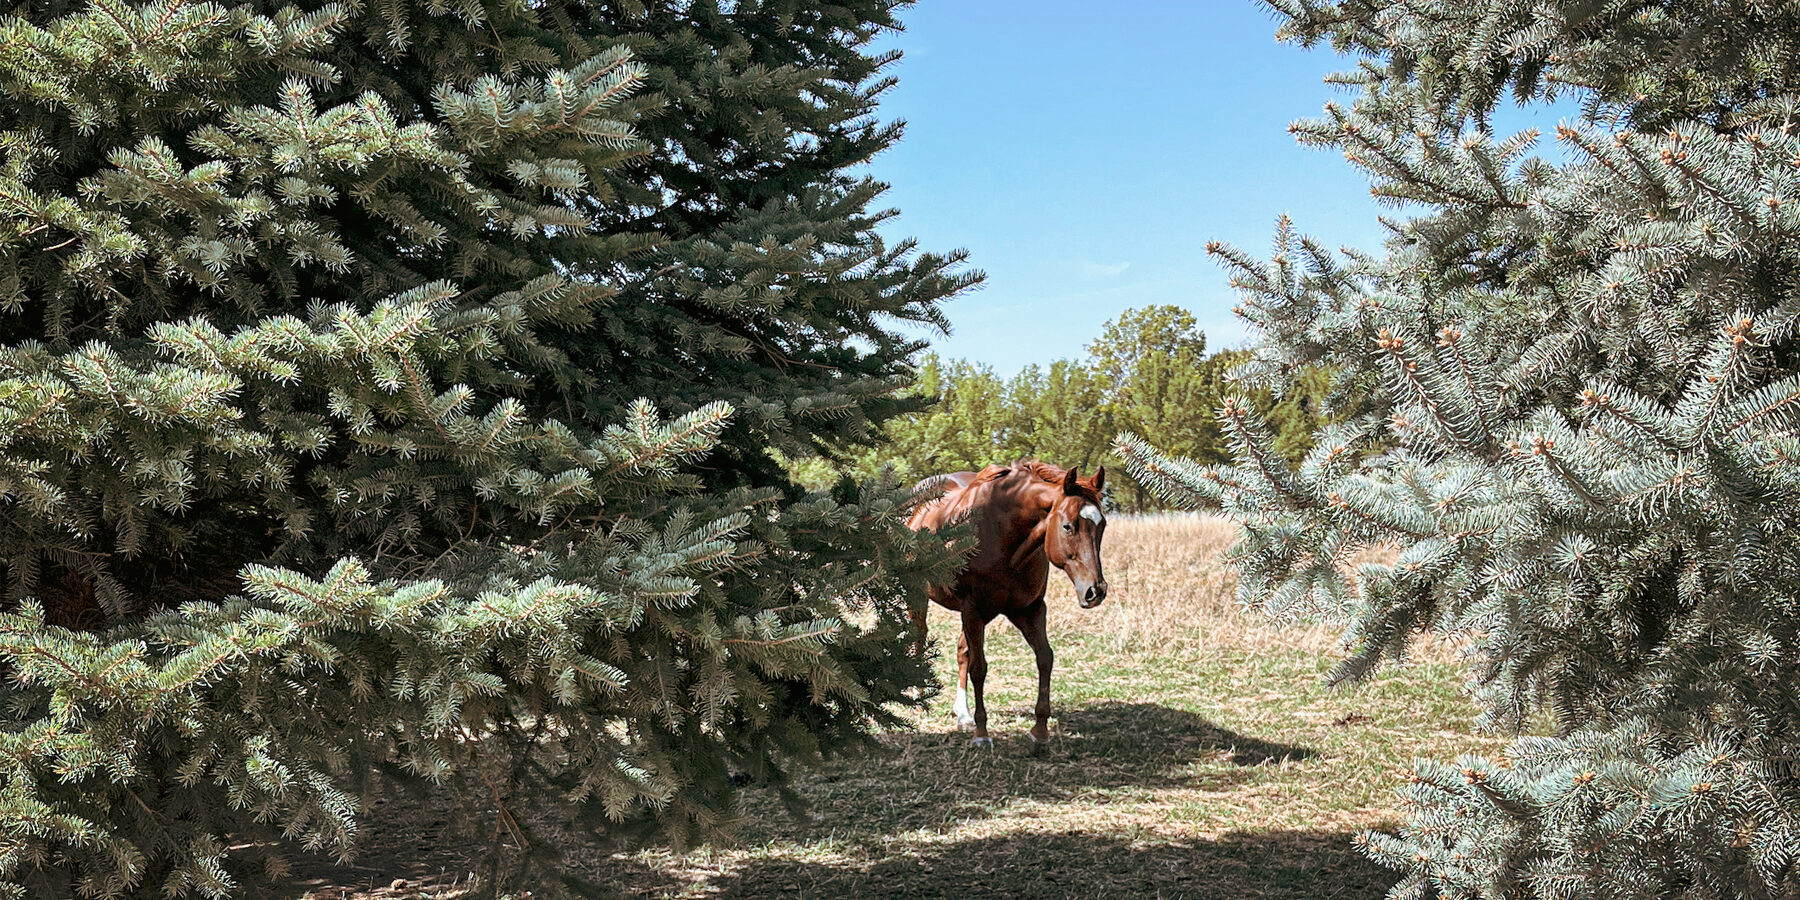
[907, 462, 1109, 752]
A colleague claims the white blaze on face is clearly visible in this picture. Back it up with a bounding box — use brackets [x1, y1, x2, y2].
[1080, 504, 1105, 527]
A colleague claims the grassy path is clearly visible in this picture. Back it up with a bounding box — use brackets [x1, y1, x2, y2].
[298, 515, 1504, 899]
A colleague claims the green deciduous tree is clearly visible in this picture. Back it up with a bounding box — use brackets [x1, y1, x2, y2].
[0, 0, 970, 896]
[1121, 2, 1800, 897]
[1087, 305, 1208, 388]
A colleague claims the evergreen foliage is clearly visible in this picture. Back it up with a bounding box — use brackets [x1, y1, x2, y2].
[0, 0, 970, 896]
[1120, 2, 1800, 896]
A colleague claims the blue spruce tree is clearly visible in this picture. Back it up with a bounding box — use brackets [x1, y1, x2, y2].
[0, 0, 971, 896]
[1119, 2, 1800, 897]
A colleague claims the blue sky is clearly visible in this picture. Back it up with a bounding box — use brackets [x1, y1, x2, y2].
[868, 3, 1563, 374]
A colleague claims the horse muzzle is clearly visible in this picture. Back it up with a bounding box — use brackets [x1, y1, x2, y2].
[1079, 582, 1108, 609]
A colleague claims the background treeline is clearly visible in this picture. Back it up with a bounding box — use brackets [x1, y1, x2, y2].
[791, 305, 1344, 509]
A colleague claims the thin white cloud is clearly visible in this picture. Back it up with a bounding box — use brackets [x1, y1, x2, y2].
[1076, 260, 1132, 278]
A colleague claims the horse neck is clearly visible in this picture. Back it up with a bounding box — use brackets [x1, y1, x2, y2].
[995, 478, 1059, 568]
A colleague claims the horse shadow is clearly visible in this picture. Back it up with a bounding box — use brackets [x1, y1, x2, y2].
[1040, 699, 1315, 767]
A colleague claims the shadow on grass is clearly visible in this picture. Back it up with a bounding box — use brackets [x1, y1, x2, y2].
[745, 700, 1315, 843]
[699, 828, 1392, 900]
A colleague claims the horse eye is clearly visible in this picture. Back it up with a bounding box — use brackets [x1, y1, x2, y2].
[1062, 522, 1074, 532]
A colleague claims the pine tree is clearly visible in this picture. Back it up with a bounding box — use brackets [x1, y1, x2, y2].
[1118, 2, 1800, 897]
[0, 0, 970, 896]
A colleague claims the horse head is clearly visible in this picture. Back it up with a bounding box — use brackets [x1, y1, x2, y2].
[1044, 465, 1109, 608]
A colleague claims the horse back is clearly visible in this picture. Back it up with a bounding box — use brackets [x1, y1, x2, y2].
[905, 466, 1012, 532]
[907, 464, 1052, 613]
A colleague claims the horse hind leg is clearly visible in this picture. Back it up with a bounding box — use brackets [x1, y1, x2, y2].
[1010, 599, 1053, 755]
[960, 612, 992, 747]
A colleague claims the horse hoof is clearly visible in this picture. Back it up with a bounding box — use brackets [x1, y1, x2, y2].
[1028, 736, 1048, 757]
[970, 736, 993, 749]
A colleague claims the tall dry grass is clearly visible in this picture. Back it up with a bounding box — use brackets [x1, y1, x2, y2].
[1033, 513, 1328, 657]
[1040, 513, 1460, 664]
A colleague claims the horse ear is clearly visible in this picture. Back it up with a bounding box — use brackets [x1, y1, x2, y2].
[1063, 466, 1080, 493]
[1091, 465, 1106, 492]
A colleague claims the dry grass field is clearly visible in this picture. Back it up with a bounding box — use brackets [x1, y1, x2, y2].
[294, 514, 1502, 900]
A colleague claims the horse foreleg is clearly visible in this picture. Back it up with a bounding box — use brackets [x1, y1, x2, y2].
[1010, 599, 1053, 754]
[953, 631, 975, 731]
[960, 612, 991, 747]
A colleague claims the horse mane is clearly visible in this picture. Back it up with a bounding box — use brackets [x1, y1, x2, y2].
[976, 460, 1101, 504]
